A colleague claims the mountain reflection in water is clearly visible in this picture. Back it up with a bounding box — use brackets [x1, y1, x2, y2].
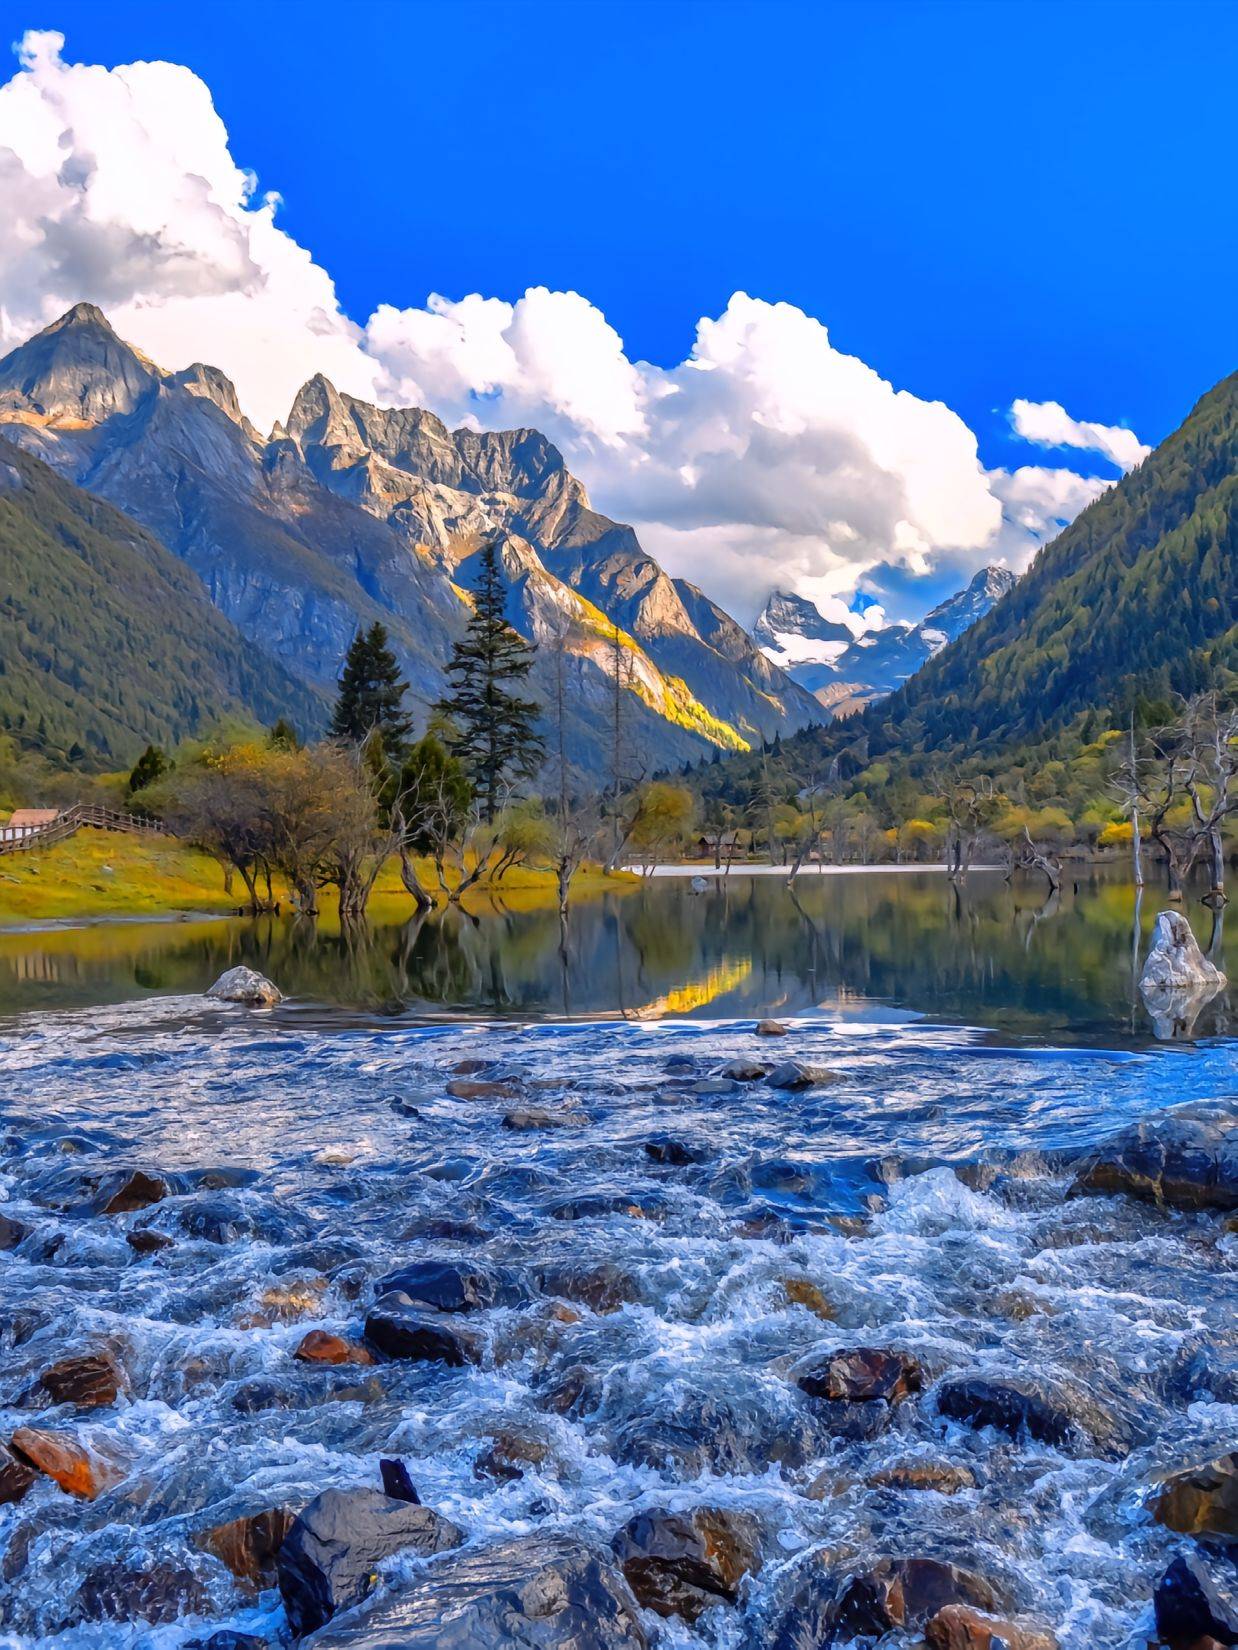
[0, 867, 1232, 1044]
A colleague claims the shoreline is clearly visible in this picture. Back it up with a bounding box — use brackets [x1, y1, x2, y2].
[631, 861, 1009, 877]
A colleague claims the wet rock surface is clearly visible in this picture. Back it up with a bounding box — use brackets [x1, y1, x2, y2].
[276, 1486, 464, 1635]
[611, 1505, 762, 1620]
[308, 1535, 649, 1650]
[1074, 1099, 1238, 1210]
[0, 1005, 1234, 1645]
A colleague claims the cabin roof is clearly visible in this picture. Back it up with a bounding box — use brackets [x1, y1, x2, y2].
[7, 808, 58, 827]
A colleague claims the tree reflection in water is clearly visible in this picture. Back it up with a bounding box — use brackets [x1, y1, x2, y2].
[0, 867, 1232, 1044]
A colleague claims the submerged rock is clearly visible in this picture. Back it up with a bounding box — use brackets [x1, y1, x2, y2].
[276, 1486, 464, 1636]
[769, 1556, 1002, 1650]
[767, 1060, 840, 1090]
[536, 1260, 640, 1315]
[795, 1346, 922, 1404]
[503, 1107, 588, 1130]
[755, 1019, 789, 1035]
[364, 1295, 483, 1365]
[925, 1605, 1058, 1649]
[868, 1457, 977, 1495]
[1153, 1547, 1238, 1645]
[0, 1212, 30, 1248]
[474, 1430, 550, 1483]
[205, 966, 282, 1006]
[611, 1506, 762, 1621]
[643, 1135, 709, 1165]
[197, 1506, 296, 1589]
[1153, 1452, 1238, 1542]
[719, 1058, 769, 1081]
[76, 1559, 211, 1624]
[936, 1374, 1106, 1449]
[374, 1259, 499, 1313]
[307, 1535, 648, 1650]
[36, 1350, 124, 1410]
[1073, 1101, 1238, 1211]
[0, 1442, 36, 1505]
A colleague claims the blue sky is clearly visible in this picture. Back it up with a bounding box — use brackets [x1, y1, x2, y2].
[2, 1, 1236, 620]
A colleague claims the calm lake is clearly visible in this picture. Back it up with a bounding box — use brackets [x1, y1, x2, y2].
[0, 864, 1232, 1043]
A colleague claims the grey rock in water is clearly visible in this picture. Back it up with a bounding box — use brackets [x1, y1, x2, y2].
[306, 1535, 649, 1650]
[276, 1487, 464, 1636]
[767, 1060, 841, 1090]
[1074, 1099, 1238, 1211]
[1153, 1546, 1238, 1645]
[205, 966, 282, 1007]
[1139, 909, 1227, 1039]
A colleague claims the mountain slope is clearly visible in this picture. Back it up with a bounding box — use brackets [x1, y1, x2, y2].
[0, 307, 823, 772]
[861, 374, 1238, 761]
[0, 440, 323, 762]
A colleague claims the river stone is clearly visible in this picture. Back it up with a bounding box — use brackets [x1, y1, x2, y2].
[474, 1430, 551, 1483]
[769, 1556, 1002, 1650]
[936, 1375, 1087, 1448]
[37, 1350, 124, 1409]
[643, 1135, 709, 1165]
[1153, 1453, 1238, 1542]
[294, 1329, 374, 1366]
[611, 1506, 762, 1621]
[10, 1426, 124, 1499]
[276, 1486, 464, 1636]
[306, 1534, 648, 1650]
[196, 1506, 296, 1589]
[446, 1078, 521, 1100]
[364, 1294, 483, 1365]
[767, 1060, 840, 1090]
[756, 1019, 788, 1035]
[374, 1259, 498, 1312]
[205, 966, 282, 1006]
[0, 1212, 29, 1249]
[76, 1559, 212, 1624]
[868, 1458, 977, 1495]
[925, 1605, 1059, 1649]
[795, 1346, 922, 1404]
[503, 1107, 588, 1130]
[0, 1442, 36, 1505]
[719, 1058, 769, 1081]
[536, 1261, 640, 1314]
[1073, 1100, 1238, 1211]
[1153, 1547, 1238, 1645]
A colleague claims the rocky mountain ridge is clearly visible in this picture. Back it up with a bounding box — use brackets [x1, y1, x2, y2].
[754, 565, 1017, 716]
[0, 305, 823, 770]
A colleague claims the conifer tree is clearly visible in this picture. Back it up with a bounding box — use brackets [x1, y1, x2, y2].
[435, 541, 544, 819]
[331, 622, 413, 756]
[127, 743, 166, 794]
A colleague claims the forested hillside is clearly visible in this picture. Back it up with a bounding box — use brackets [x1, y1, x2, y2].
[0, 441, 323, 763]
[864, 369, 1238, 761]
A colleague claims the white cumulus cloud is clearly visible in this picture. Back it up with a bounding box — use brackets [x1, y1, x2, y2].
[1009, 398, 1150, 471]
[0, 30, 1129, 623]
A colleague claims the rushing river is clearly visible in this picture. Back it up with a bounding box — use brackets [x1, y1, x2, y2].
[0, 872, 1234, 1647]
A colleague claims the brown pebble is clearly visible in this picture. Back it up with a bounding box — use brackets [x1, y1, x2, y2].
[293, 1329, 374, 1366]
[38, 1351, 123, 1410]
[10, 1427, 124, 1499]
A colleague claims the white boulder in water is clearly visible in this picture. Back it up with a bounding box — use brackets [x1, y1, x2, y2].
[1139, 911, 1226, 1039]
[1141, 910, 1227, 993]
[205, 966, 283, 1007]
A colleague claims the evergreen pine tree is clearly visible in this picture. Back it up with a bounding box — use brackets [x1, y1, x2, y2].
[268, 716, 300, 750]
[127, 743, 166, 794]
[435, 541, 544, 819]
[331, 623, 413, 756]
